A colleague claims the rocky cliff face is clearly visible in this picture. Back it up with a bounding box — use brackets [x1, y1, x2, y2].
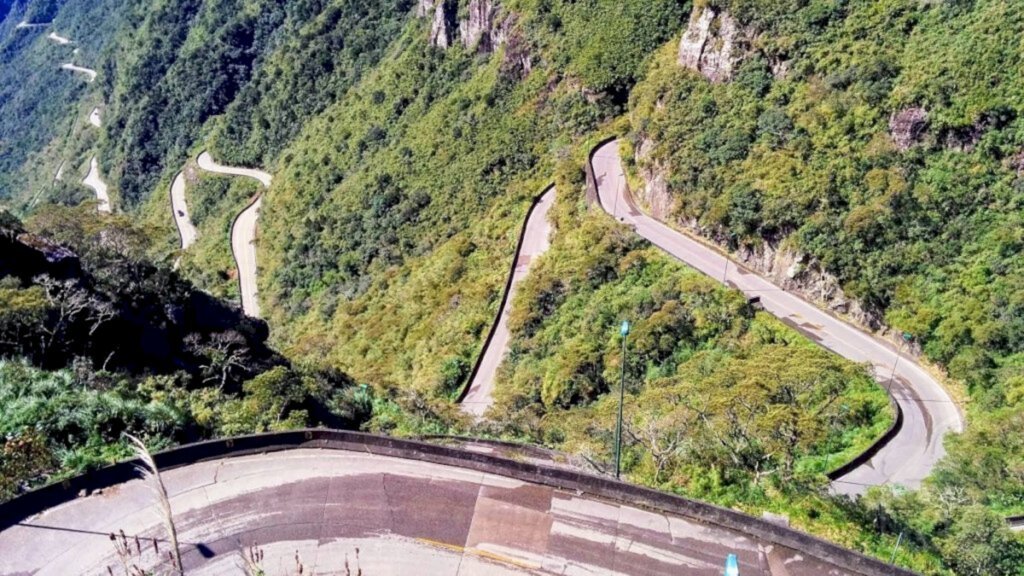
[635, 138, 675, 220]
[429, 0, 455, 49]
[499, 20, 532, 79]
[418, 0, 532, 78]
[459, 0, 498, 52]
[416, 0, 435, 18]
[0, 232, 81, 282]
[633, 139, 884, 330]
[734, 241, 880, 329]
[678, 5, 746, 83]
[889, 107, 929, 151]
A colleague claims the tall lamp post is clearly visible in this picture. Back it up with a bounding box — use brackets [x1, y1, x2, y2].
[886, 332, 913, 393]
[614, 320, 630, 479]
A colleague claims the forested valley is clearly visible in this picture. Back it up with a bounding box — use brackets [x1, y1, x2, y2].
[1, 1, 1023, 573]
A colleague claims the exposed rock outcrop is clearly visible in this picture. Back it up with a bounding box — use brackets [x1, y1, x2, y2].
[419, 0, 533, 79]
[633, 139, 883, 329]
[459, 0, 497, 52]
[459, 0, 520, 62]
[0, 230, 81, 282]
[734, 242, 878, 328]
[888, 107, 928, 151]
[416, 0, 435, 18]
[635, 138, 675, 220]
[429, 0, 455, 49]
[678, 5, 747, 83]
[769, 57, 790, 80]
[499, 22, 532, 79]
[1010, 152, 1024, 175]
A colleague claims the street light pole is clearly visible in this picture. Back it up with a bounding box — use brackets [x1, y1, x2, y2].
[614, 320, 630, 480]
[886, 332, 913, 394]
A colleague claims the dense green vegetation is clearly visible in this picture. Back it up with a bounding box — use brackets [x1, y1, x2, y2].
[258, 0, 689, 396]
[0, 0, 126, 202]
[624, 0, 1024, 572]
[491, 182, 892, 489]
[4, 0, 1024, 572]
[103, 0, 411, 205]
[0, 209, 370, 499]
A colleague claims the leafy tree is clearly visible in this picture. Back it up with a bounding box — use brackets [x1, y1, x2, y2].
[0, 429, 54, 500]
[936, 506, 1024, 576]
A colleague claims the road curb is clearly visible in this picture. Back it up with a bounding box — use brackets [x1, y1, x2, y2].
[827, 393, 904, 480]
[584, 135, 618, 207]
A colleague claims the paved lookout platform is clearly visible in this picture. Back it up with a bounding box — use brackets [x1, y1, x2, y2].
[0, 431, 915, 575]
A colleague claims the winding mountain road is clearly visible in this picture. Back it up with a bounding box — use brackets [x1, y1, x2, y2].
[88, 106, 101, 127]
[60, 62, 96, 82]
[15, 20, 49, 29]
[47, 31, 71, 44]
[196, 151, 271, 318]
[82, 156, 110, 213]
[591, 140, 962, 495]
[462, 187, 556, 417]
[170, 172, 197, 251]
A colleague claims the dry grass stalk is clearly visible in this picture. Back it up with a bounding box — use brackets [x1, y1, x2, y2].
[125, 434, 184, 575]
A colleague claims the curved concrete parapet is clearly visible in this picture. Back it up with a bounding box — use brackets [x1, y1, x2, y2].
[461, 186, 556, 417]
[170, 172, 198, 252]
[0, 430, 917, 576]
[1008, 515, 1024, 532]
[196, 151, 272, 318]
[82, 156, 110, 213]
[588, 139, 963, 496]
[60, 62, 96, 82]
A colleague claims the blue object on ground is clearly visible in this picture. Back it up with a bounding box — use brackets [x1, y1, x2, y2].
[725, 553, 739, 576]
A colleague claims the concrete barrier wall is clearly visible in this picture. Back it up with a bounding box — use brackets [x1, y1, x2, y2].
[0, 429, 916, 576]
[827, 393, 904, 480]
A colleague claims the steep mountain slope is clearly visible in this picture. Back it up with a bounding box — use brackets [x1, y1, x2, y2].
[626, 0, 1024, 518]
[3, 0, 1024, 572]
[0, 208, 368, 499]
[0, 0, 120, 202]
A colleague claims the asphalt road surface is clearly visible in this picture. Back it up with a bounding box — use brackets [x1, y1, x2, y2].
[170, 171, 198, 252]
[60, 62, 96, 82]
[591, 140, 962, 495]
[0, 449, 859, 575]
[47, 31, 71, 44]
[462, 187, 556, 417]
[196, 151, 272, 318]
[82, 156, 110, 213]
